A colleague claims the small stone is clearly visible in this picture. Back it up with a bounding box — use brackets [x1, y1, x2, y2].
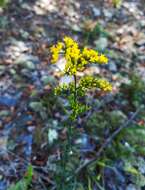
[41, 75, 56, 85]
[25, 61, 35, 70]
[0, 110, 10, 117]
[126, 184, 139, 190]
[108, 62, 117, 72]
[70, 24, 81, 32]
[95, 37, 108, 50]
[15, 54, 39, 70]
[19, 29, 29, 39]
[0, 95, 19, 107]
[140, 20, 145, 27]
[27, 126, 35, 132]
[103, 9, 113, 19]
[135, 39, 145, 47]
[0, 65, 5, 76]
[92, 7, 101, 17]
[9, 69, 16, 75]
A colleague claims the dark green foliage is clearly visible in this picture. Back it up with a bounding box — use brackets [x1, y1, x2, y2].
[120, 73, 145, 108]
[84, 73, 145, 188]
[83, 23, 110, 45]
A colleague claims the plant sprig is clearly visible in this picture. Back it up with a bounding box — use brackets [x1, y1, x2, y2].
[50, 36, 112, 120]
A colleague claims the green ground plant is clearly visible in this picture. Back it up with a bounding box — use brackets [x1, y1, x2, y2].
[84, 73, 145, 189]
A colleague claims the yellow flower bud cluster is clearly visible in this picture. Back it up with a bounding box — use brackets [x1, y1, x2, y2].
[63, 36, 78, 49]
[79, 76, 112, 92]
[82, 48, 108, 64]
[50, 42, 63, 63]
[50, 36, 108, 75]
[63, 37, 80, 75]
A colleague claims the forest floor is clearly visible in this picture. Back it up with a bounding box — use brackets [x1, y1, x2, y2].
[0, 0, 145, 189]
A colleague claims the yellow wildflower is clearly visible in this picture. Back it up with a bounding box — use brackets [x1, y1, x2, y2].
[79, 76, 112, 92]
[82, 48, 99, 63]
[50, 42, 63, 63]
[50, 36, 109, 74]
[97, 79, 112, 91]
[63, 36, 78, 48]
[98, 54, 108, 64]
[82, 47, 108, 64]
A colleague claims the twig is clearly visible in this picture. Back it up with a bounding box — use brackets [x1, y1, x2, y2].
[68, 104, 144, 179]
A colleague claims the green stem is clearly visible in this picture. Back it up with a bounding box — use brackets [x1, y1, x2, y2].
[60, 75, 77, 187]
[73, 74, 77, 105]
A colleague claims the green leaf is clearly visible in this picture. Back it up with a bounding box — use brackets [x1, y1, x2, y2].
[88, 177, 92, 190]
[8, 165, 33, 190]
[124, 162, 139, 175]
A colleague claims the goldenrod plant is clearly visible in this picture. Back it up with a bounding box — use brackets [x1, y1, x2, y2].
[50, 36, 112, 120]
[50, 37, 112, 189]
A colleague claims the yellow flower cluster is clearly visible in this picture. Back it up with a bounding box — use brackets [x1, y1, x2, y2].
[63, 36, 78, 48]
[50, 42, 63, 63]
[79, 76, 112, 92]
[97, 78, 112, 91]
[82, 48, 108, 64]
[50, 36, 108, 74]
[63, 37, 80, 75]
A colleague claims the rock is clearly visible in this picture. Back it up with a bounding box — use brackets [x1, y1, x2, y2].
[0, 95, 20, 107]
[70, 24, 81, 32]
[0, 110, 10, 117]
[103, 9, 113, 19]
[41, 75, 56, 86]
[19, 29, 29, 39]
[15, 54, 40, 70]
[13, 41, 29, 52]
[9, 68, 16, 75]
[0, 65, 5, 76]
[95, 37, 108, 50]
[135, 39, 145, 47]
[91, 6, 101, 17]
[0, 16, 8, 28]
[25, 61, 36, 70]
[27, 126, 35, 133]
[140, 20, 145, 27]
[0, 179, 7, 190]
[126, 184, 139, 190]
[108, 62, 117, 72]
